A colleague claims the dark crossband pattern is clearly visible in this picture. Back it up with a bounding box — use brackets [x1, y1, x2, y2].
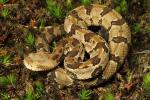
[100, 6, 112, 16]
[112, 36, 128, 43]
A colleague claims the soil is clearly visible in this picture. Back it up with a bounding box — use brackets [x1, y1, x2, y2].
[0, 0, 150, 99]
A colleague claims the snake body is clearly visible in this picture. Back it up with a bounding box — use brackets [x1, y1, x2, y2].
[24, 4, 131, 87]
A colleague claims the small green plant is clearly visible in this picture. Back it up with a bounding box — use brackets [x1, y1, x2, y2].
[24, 81, 44, 100]
[46, 0, 55, 9]
[0, 76, 9, 86]
[25, 33, 35, 47]
[34, 81, 44, 98]
[81, 0, 91, 6]
[143, 73, 150, 94]
[25, 87, 35, 100]
[1, 8, 9, 19]
[0, 92, 9, 100]
[38, 19, 45, 30]
[126, 70, 133, 83]
[7, 74, 16, 87]
[78, 89, 92, 100]
[114, 0, 127, 14]
[144, 0, 150, 9]
[0, 0, 8, 4]
[102, 92, 114, 100]
[131, 23, 141, 33]
[0, 55, 11, 66]
[0, 75, 16, 87]
[52, 6, 63, 20]
[66, 0, 73, 11]
[46, 0, 64, 20]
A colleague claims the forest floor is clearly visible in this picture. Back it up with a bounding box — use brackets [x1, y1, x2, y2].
[0, 0, 150, 100]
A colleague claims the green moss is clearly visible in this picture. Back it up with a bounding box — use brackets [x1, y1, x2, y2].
[102, 92, 114, 100]
[0, 0, 8, 4]
[0, 74, 16, 87]
[144, 0, 150, 9]
[34, 81, 44, 98]
[131, 23, 141, 33]
[25, 87, 35, 100]
[38, 19, 45, 30]
[25, 33, 35, 47]
[126, 70, 133, 83]
[80, 0, 91, 6]
[0, 55, 11, 66]
[1, 8, 10, 19]
[0, 76, 9, 86]
[114, 0, 128, 14]
[52, 6, 63, 20]
[66, 0, 73, 11]
[143, 73, 150, 94]
[46, 0, 65, 21]
[23, 81, 44, 100]
[78, 89, 92, 100]
[7, 74, 16, 87]
[0, 92, 9, 100]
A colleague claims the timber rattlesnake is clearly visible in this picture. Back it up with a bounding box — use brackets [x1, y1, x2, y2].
[23, 4, 131, 88]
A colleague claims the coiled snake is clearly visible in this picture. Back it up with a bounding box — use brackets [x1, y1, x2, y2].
[24, 4, 131, 88]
